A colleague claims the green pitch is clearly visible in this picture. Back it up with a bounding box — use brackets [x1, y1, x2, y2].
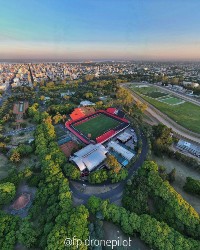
[74, 114, 121, 139]
[146, 91, 168, 99]
[159, 96, 184, 105]
[129, 86, 200, 133]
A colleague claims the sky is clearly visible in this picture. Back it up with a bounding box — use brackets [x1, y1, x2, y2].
[0, 0, 200, 61]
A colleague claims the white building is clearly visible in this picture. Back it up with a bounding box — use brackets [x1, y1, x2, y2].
[71, 144, 108, 172]
[107, 141, 135, 161]
[80, 100, 95, 106]
[117, 132, 132, 143]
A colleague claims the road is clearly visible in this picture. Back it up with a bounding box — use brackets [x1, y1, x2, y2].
[122, 84, 200, 145]
[70, 132, 148, 204]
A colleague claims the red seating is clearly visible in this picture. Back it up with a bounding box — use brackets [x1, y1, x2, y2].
[96, 130, 115, 143]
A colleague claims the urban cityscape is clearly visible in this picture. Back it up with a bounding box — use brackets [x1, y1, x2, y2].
[0, 1, 200, 250]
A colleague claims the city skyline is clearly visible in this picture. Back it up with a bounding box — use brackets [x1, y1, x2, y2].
[1, 0, 200, 61]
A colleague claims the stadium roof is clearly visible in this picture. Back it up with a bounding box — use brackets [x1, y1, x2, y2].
[71, 144, 108, 172]
[107, 107, 117, 114]
[70, 107, 95, 121]
[107, 141, 135, 161]
[70, 108, 85, 121]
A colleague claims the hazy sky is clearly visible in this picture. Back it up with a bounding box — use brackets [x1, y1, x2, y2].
[0, 0, 200, 61]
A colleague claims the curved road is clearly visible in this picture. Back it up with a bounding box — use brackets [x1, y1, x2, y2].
[70, 133, 148, 204]
[122, 84, 200, 145]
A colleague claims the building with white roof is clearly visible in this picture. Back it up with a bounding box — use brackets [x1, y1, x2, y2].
[80, 100, 95, 106]
[176, 139, 200, 157]
[70, 143, 108, 172]
[107, 141, 135, 161]
[117, 132, 132, 143]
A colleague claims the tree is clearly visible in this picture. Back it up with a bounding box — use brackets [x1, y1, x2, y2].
[0, 182, 16, 205]
[106, 155, 121, 173]
[40, 95, 45, 101]
[17, 219, 37, 248]
[108, 168, 128, 183]
[183, 177, 200, 195]
[168, 168, 176, 183]
[85, 92, 93, 99]
[10, 150, 21, 163]
[88, 170, 108, 184]
[64, 164, 80, 180]
[46, 81, 55, 88]
[52, 112, 63, 124]
[116, 88, 133, 106]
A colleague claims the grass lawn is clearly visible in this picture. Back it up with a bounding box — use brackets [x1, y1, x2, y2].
[135, 93, 200, 134]
[74, 114, 121, 139]
[159, 96, 184, 105]
[146, 91, 168, 99]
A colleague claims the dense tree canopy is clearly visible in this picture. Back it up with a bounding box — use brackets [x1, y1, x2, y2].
[0, 182, 16, 206]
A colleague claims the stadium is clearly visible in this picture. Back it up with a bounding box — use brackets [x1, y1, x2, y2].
[65, 109, 130, 144]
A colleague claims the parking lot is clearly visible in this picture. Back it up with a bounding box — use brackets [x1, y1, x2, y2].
[176, 139, 200, 158]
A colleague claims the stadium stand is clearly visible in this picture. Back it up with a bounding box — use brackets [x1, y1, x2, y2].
[96, 130, 116, 143]
[70, 107, 95, 121]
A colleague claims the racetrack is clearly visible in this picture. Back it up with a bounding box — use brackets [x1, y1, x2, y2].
[123, 84, 200, 145]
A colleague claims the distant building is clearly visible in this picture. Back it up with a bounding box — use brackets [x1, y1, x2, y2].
[80, 100, 95, 106]
[182, 81, 192, 86]
[191, 83, 199, 88]
[176, 139, 200, 157]
[60, 90, 75, 97]
[0, 82, 9, 91]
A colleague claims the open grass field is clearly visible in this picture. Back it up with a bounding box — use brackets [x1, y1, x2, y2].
[146, 91, 168, 98]
[129, 85, 200, 133]
[133, 91, 200, 133]
[159, 96, 184, 105]
[74, 113, 121, 139]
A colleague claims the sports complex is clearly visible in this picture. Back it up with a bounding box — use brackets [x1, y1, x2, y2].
[65, 109, 130, 144]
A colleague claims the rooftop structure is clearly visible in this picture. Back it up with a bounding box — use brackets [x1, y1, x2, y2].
[71, 143, 108, 172]
[117, 132, 132, 143]
[80, 100, 95, 106]
[107, 141, 135, 161]
[176, 139, 200, 157]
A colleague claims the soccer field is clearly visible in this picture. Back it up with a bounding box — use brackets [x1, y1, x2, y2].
[74, 114, 121, 139]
